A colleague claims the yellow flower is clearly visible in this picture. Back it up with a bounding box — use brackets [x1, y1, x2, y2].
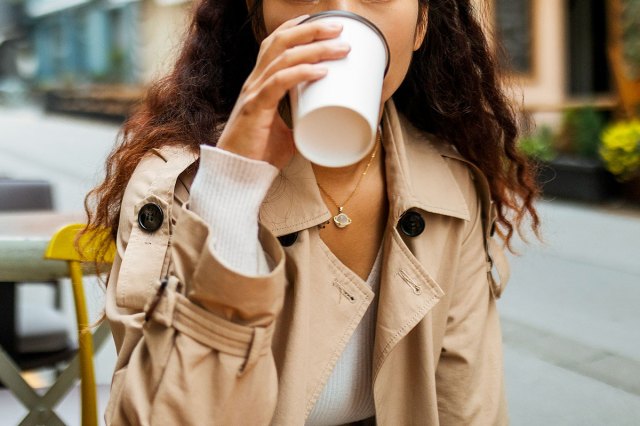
[599, 120, 640, 180]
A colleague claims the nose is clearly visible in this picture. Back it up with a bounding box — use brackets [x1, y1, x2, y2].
[319, 0, 361, 14]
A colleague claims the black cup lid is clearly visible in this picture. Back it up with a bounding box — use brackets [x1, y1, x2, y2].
[299, 10, 391, 76]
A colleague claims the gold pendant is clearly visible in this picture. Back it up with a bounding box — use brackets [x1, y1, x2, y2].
[333, 207, 352, 228]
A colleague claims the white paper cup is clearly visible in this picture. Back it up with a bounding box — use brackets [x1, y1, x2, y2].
[289, 11, 390, 168]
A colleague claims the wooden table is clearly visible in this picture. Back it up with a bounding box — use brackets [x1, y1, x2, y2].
[0, 212, 85, 281]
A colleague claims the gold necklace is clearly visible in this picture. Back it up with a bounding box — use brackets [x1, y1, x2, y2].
[316, 132, 381, 229]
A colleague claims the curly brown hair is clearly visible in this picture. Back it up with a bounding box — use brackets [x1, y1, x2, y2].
[85, 0, 540, 254]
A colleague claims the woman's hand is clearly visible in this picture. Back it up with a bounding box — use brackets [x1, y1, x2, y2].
[217, 15, 350, 170]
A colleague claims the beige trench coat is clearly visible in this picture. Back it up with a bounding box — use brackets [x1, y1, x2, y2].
[104, 101, 511, 425]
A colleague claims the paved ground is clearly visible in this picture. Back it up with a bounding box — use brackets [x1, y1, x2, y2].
[1, 106, 639, 425]
[502, 201, 640, 425]
[0, 107, 117, 212]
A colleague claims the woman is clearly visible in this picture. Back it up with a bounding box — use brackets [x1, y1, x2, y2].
[87, 0, 540, 424]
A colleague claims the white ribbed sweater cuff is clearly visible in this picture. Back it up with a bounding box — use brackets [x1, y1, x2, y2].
[189, 145, 279, 276]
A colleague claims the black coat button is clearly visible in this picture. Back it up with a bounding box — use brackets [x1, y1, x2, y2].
[138, 203, 164, 232]
[399, 211, 425, 237]
[278, 232, 298, 247]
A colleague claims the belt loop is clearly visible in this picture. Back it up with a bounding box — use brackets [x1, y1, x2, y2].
[145, 277, 169, 322]
[239, 326, 268, 376]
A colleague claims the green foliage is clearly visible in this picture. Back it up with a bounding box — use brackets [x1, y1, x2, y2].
[560, 107, 606, 159]
[518, 126, 557, 162]
[600, 119, 640, 180]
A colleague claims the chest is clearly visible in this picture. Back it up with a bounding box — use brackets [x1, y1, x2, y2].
[316, 159, 388, 281]
[270, 210, 460, 422]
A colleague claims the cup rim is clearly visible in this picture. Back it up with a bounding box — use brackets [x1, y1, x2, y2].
[299, 10, 391, 76]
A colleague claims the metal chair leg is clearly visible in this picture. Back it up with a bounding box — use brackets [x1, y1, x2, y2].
[69, 260, 98, 426]
[0, 344, 67, 425]
[0, 307, 111, 425]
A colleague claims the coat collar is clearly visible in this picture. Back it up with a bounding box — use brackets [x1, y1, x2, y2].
[259, 100, 470, 237]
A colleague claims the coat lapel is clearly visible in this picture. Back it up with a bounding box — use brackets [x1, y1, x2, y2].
[258, 99, 475, 405]
[259, 148, 331, 237]
[382, 101, 470, 223]
[371, 101, 471, 378]
[259, 100, 470, 235]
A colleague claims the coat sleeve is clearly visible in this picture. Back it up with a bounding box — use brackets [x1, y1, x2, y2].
[104, 156, 286, 425]
[435, 192, 510, 426]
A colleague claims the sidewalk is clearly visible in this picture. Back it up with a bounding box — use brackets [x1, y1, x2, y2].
[501, 201, 640, 425]
[0, 106, 118, 212]
[0, 106, 119, 387]
[1, 107, 639, 425]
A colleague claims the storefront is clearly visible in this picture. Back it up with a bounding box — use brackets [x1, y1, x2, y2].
[486, 0, 624, 125]
[26, 0, 140, 86]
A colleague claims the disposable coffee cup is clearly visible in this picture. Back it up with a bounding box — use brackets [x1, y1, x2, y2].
[289, 11, 390, 168]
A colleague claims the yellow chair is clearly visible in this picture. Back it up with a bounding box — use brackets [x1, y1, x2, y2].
[43, 224, 115, 426]
[0, 224, 114, 425]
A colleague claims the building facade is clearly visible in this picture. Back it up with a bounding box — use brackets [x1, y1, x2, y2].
[8, 0, 189, 87]
[10, 0, 631, 123]
[24, 0, 141, 86]
[145, 0, 623, 125]
[487, 0, 622, 125]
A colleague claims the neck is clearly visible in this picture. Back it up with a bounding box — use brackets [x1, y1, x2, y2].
[312, 161, 364, 185]
[312, 142, 380, 184]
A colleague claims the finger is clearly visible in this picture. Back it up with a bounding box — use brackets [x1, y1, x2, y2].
[271, 112, 292, 136]
[275, 14, 311, 32]
[268, 113, 296, 168]
[269, 112, 295, 149]
[257, 20, 344, 70]
[256, 40, 350, 87]
[253, 64, 328, 111]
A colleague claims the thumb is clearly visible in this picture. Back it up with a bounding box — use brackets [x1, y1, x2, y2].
[268, 113, 296, 169]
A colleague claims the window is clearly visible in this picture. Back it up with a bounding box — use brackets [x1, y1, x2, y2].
[567, 0, 611, 95]
[494, 0, 534, 75]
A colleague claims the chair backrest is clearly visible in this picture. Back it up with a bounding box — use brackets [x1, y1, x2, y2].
[0, 179, 53, 211]
[43, 224, 115, 426]
[44, 223, 115, 263]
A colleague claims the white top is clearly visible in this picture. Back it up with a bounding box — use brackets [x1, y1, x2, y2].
[189, 145, 379, 424]
[189, 145, 278, 275]
[306, 243, 381, 425]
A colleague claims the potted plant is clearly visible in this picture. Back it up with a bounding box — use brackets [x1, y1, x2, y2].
[600, 119, 640, 202]
[521, 108, 618, 202]
[519, 126, 557, 163]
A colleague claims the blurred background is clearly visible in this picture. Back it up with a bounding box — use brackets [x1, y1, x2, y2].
[0, 0, 638, 425]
